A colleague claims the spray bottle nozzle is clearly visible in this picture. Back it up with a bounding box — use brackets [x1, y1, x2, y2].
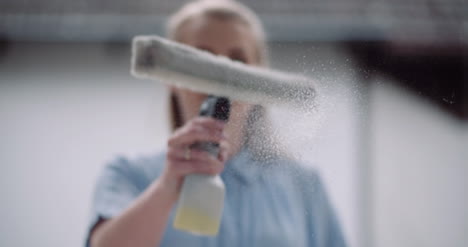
[199, 96, 231, 122]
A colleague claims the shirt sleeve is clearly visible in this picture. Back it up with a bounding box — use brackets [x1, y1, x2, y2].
[84, 157, 145, 247]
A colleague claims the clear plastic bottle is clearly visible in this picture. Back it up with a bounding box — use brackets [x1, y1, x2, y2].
[173, 96, 230, 236]
[173, 173, 225, 235]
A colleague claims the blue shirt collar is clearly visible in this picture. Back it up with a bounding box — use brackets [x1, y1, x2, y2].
[222, 148, 266, 185]
[222, 147, 301, 186]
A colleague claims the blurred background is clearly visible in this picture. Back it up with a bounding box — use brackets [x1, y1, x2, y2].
[0, 0, 467, 247]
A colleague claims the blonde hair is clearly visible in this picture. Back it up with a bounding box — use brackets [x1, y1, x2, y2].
[166, 0, 268, 65]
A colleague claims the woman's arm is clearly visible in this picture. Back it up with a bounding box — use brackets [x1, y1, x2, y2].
[89, 117, 229, 247]
[90, 176, 178, 247]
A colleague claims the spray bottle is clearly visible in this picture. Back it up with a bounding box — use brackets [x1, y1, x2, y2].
[173, 96, 230, 236]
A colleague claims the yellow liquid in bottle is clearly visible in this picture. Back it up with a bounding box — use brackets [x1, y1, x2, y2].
[173, 206, 220, 236]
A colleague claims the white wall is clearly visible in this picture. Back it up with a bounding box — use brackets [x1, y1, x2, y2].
[370, 80, 468, 247]
[0, 42, 360, 247]
[0, 43, 169, 247]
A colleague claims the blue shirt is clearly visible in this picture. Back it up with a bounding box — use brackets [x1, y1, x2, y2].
[86, 148, 346, 247]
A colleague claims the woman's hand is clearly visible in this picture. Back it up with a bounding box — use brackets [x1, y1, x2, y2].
[159, 117, 230, 198]
[89, 117, 230, 247]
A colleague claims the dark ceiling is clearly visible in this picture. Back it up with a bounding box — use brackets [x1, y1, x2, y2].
[1, 0, 466, 42]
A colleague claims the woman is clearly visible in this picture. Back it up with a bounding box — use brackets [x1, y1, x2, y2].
[86, 0, 346, 246]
